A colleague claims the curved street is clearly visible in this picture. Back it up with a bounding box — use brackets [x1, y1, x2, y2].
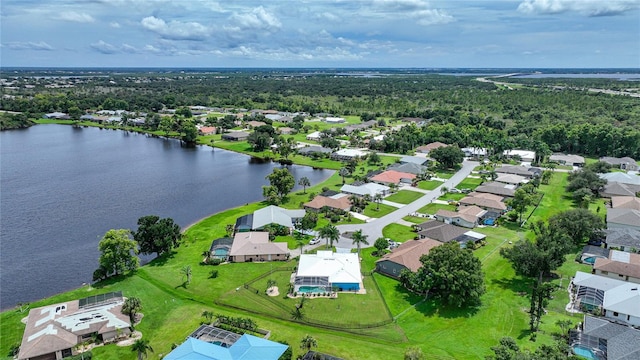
[294, 160, 479, 254]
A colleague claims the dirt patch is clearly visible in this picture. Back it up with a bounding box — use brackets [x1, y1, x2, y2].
[116, 330, 142, 346]
[267, 286, 279, 297]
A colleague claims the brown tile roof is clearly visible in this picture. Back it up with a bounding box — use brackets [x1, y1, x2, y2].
[594, 250, 640, 279]
[416, 220, 469, 242]
[467, 192, 505, 202]
[304, 195, 351, 211]
[199, 126, 216, 135]
[230, 232, 288, 257]
[247, 121, 266, 127]
[377, 239, 443, 272]
[370, 170, 416, 184]
[416, 142, 448, 152]
[459, 196, 507, 211]
[435, 209, 478, 224]
[611, 196, 640, 210]
[459, 205, 486, 217]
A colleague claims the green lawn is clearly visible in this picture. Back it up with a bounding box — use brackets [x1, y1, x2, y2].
[456, 177, 484, 190]
[362, 202, 398, 218]
[402, 216, 426, 224]
[438, 193, 466, 201]
[417, 203, 455, 214]
[435, 170, 455, 179]
[417, 180, 443, 190]
[384, 190, 424, 204]
[382, 224, 416, 242]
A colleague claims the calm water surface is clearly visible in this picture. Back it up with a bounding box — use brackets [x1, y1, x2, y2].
[0, 125, 332, 309]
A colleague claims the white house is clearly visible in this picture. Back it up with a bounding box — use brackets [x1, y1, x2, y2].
[503, 149, 536, 163]
[294, 251, 362, 292]
[324, 117, 346, 124]
[331, 149, 367, 161]
[340, 182, 389, 197]
[306, 131, 322, 141]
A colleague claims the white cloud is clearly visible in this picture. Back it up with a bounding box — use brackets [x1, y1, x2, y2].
[5, 41, 54, 51]
[110, 22, 121, 28]
[229, 6, 282, 33]
[373, 0, 431, 12]
[415, 9, 455, 25]
[56, 11, 95, 23]
[312, 12, 341, 22]
[90, 40, 119, 54]
[141, 16, 211, 40]
[518, 0, 638, 16]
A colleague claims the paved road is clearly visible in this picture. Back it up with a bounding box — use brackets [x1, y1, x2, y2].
[333, 159, 479, 250]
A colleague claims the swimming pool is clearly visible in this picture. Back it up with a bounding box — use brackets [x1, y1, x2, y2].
[583, 257, 597, 265]
[573, 345, 597, 359]
[298, 286, 327, 294]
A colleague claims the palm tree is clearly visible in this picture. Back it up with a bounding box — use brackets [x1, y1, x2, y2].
[290, 306, 304, 321]
[298, 177, 311, 194]
[440, 186, 448, 195]
[338, 167, 350, 184]
[131, 339, 153, 360]
[351, 230, 369, 259]
[202, 310, 215, 324]
[374, 193, 383, 210]
[319, 224, 339, 250]
[121, 297, 142, 325]
[300, 335, 318, 353]
[181, 265, 192, 286]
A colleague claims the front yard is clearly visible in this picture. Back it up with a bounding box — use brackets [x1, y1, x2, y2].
[384, 189, 424, 204]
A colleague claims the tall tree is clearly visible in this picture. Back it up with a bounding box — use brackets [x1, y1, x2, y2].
[97, 229, 139, 278]
[374, 192, 383, 210]
[181, 121, 198, 145]
[412, 242, 485, 307]
[548, 208, 605, 245]
[181, 265, 192, 286]
[507, 188, 535, 225]
[430, 146, 465, 169]
[131, 339, 153, 360]
[266, 168, 295, 201]
[374, 237, 389, 256]
[121, 297, 142, 325]
[339, 167, 350, 184]
[319, 224, 340, 249]
[298, 176, 311, 194]
[133, 215, 182, 257]
[351, 229, 369, 259]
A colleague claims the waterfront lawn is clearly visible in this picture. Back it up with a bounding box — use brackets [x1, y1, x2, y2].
[382, 224, 416, 242]
[416, 180, 442, 190]
[362, 203, 397, 218]
[384, 190, 423, 204]
[417, 203, 455, 214]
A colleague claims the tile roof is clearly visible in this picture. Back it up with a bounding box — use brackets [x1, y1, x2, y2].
[230, 232, 288, 257]
[495, 165, 536, 177]
[435, 209, 478, 224]
[416, 142, 448, 152]
[165, 335, 288, 360]
[340, 183, 389, 197]
[417, 220, 469, 242]
[602, 182, 640, 197]
[606, 229, 640, 249]
[611, 196, 640, 210]
[549, 153, 585, 164]
[607, 208, 640, 227]
[370, 170, 416, 184]
[297, 251, 361, 284]
[494, 174, 528, 184]
[594, 250, 640, 279]
[459, 196, 506, 211]
[474, 184, 516, 197]
[600, 172, 640, 186]
[304, 195, 351, 211]
[377, 239, 443, 272]
[387, 162, 427, 175]
[582, 316, 640, 360]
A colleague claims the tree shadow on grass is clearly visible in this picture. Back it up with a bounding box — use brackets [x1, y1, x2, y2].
[491, 277, 532, 295]
[414, 297, 480, 319]
[147, 251, 176, 267]
[92, 273, 136, 289]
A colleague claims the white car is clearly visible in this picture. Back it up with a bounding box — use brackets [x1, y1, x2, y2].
[309, 238, 321, 245]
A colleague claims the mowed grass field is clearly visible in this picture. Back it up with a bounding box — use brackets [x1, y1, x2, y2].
[1, 168, 588, 360]
[384, 189, 424, 204]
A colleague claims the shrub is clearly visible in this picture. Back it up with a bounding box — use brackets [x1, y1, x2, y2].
[209, 270, 219, 278]
[206, 258, 223, 266]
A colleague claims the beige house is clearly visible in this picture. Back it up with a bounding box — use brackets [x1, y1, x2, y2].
[18, 292, 131, 360]
[229, 232, 288, 263]
[593, 250, 640, 284]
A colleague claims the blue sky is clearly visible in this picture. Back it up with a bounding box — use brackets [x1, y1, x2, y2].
[1, 0, 638, 68]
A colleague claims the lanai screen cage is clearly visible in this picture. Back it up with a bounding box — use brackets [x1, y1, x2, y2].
[576, 285, 605, 311]
[294, 276, 330, 291]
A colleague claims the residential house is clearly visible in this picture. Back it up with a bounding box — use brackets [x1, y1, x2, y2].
[331, 149, 367, 161]
[297, 146, 333, 157]
[572, 271, 640, 327]
[494, 174, 528, 185]
[570, 315, 640, 360]
[370, 170, 416, 186]
[387, 162, 427, 175]
[593, 250, 640, 284]
[434, 206, 486, 228]
[399, 156, 429, 166]
[306, 131, 322, 141]
[18, 292, 131, 360]
[278, 116, 293, 124]
[416, 220, 486, 247]
[549, 153, 585, 167]
[246, 120, 266, 128]
[599, 156, 639, 171]
[461, 147, 487, 158]
[495, 165, 538, 178]
[209, 237, 233, 261]
[304, 194, 351, 212]
[80, 114, 95, 121]
[611, 196, 640, 210]
[165, 327, 288, 360]
[459, 193, 507, 213]
[222, 131, 250, 141]
[600, 172, 640, 187]
[340, 182, 389, 198]
[198, 126, 217, 135]
[344, 120, 377, 134]
[42, 112, 70, 119]
[228, 232, 288, 263]
[401, 117, 428, 126]
[416, 142, 448, 154]
[607, 209, 640, 231]
[277, 127, 294, 135]
[375, 239, 443, 278]
[502, 149, 536, 163]
[265, 114, 282, 121]
[324, 116, 346, 124]
[601, 181, 640, 198]
[605, 229, 640, 253]
[234, 206, 305, 232]
[474, 183, 516, 198]
[294, 251, 362, 292]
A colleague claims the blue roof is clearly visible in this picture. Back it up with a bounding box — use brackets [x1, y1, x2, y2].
[165, 335, 288, 360]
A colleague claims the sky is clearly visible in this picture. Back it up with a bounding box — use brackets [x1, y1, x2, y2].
[1, 0, 639, 68]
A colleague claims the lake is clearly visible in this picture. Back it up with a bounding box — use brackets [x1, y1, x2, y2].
[0, 125, 332, 309]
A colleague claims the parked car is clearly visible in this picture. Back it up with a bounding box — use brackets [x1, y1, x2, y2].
[309, 238, 321, 245]
[448, 188, 461, 193]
